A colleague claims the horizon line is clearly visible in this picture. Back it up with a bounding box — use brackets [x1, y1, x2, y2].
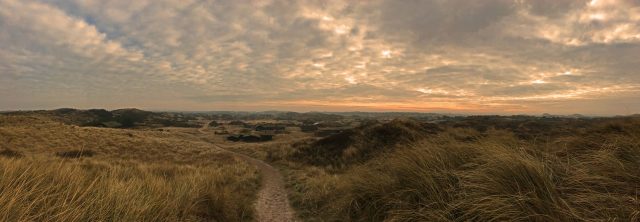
[2, 107, 637, 118]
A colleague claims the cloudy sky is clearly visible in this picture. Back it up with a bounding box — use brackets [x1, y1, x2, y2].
[1, 0, 639, 115]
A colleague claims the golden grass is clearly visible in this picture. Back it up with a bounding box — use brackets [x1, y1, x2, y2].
[4, 113, 639, 221]
[0, 114, 261, 221]
[0, 115, 213, 163]
[0, 157, 259, 221]
[257, 120, 640, 221]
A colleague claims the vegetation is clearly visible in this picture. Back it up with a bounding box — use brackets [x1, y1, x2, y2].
[2, 110, 639, 221]
[0, 158, 258, 221]
[0, 114, 260, 221]
[5, 108, 200, 128]
[235, 117, 640, 221]
[56, 149, 96, 158]
[292, 120, 437, 167]
[0, 148, 23, 158]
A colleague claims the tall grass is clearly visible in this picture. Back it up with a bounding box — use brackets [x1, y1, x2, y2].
[0, 157, 259, 221]
[283, 120, 640, 221]
[0, 114, 264, 221]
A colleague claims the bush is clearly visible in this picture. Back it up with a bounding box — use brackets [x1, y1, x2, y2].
[0, 148, 23, 158]
[56, 149, 96, 158]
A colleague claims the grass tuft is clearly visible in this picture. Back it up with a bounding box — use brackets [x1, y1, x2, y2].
[0, 158, 259, 221]
[56, 149, 96, 158]
[279, 118, 640, 221]
[0, 148, 23, 158]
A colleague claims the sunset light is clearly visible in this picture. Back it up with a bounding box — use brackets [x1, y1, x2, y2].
[2, 1, 640, 221]
[1, 0, 639, 115]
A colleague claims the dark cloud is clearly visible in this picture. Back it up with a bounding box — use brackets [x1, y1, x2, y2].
[375, 0, 516, 45]
[524, 0, 588, 18]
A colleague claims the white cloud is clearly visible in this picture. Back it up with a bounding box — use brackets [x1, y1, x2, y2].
[509, 0, 640, 45]
[1, 0, 639, 114]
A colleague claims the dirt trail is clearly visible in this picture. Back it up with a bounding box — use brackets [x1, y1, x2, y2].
[200, 122, 297, 222]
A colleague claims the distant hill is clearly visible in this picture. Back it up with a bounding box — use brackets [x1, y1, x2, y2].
[3, 108, 199, 128]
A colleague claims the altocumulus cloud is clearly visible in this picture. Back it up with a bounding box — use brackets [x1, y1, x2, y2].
[0, 0, 639, 115]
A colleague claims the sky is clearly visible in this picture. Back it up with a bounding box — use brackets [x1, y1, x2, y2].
[0, 0, 639, 115]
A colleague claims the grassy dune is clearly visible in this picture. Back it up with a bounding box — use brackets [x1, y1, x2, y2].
[2, 113, 639, 221]
[0, 115, 260, 221]
[245, 118, 640, 221]
[0, 115, 213, 163]
[0, 158, 258, 221]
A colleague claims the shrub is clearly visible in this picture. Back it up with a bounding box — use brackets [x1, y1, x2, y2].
[56, 149, 96, 158]
[0, 148, 23, 158]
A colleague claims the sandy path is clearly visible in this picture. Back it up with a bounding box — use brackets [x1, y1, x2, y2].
[200, 122, 297, 222]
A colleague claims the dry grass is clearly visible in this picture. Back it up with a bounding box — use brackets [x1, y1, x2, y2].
[257, 119, 640, 221]
[4, 113, 639, 221]
[0, 148, 23, 158]
[56, 149, 96, 158]
[0, 158, 259, 221]
[0, 115, 219, 163]
[0, 114, 261, 221]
